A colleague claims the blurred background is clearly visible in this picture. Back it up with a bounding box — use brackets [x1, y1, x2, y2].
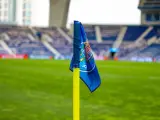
[0, 0, 160, 120]
[0, 0, 159, 61]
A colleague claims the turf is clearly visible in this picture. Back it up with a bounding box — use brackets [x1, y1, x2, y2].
[0, 60, 160, 120]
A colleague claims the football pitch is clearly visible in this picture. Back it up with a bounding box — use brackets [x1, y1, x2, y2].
[0, 60, 160, 120]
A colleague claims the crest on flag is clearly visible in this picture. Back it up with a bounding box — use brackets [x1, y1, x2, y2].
[80, 42, 95, 73]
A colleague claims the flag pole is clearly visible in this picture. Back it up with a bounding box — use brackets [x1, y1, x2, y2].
[72, 21, 81, 120]
[72, 21, 82, 120]
[73, 68, 80, 120]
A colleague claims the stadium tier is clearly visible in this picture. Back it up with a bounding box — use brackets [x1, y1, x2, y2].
[35, 27, 72, 58]
[84, 25, 96, 40]
[144, 28, 156, 40]
[6, 40, 53, 56]
[36, 27, 69, 44]
[90, 42, 112, 56]
[138, 44, 160, 57]
[0, 25, 160, 61]
[62, 27, 73, 38]
[0, 27, 53, 56]
[123, 26, 148, 41]
[100, 25, 120, 41]
[156, 55, 160, 61]
[0, 44, 8, 54]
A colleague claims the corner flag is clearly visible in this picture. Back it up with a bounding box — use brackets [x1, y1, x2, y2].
[70, 21, 101, 120]
[70, 21, 101, 92]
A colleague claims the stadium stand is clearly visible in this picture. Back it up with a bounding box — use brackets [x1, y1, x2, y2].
[138, 43, 160, 57]
[123, 26, 148, 41]
[0, 24, 160, 61]
[0, 44, 8, 54]
[156, 55, 160, 61]
[144, 27, 157, 40]
[0, 27, 53, 56]
[116, 26, 159, 59]
[6, 40, 53, 56]
[35, 27, 67, 44]
[90, 42, 112, 56]
[35, 27, 72, 58]
[153, 26, 160, 38]
[100, 25, 120, 41]
[62, 28, 73, 38]
[36, 27, 70, 45]
[83, 25, 96, 40]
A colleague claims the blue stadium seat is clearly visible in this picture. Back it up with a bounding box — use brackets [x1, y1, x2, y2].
[0, 27, 54, 56]
[100, 26, 120, 41]
[6, 40, 53, 56]
[153, 26, 160, 38]
[144, 28, 157, 40]
[156, 55, 160, 61]
[84, 25, 96, 40]
[138, 44, 160, 57]
[61, 28, 72, 38]
[90, 42, 112, 56]
[50, 42, 72, 56]
[123, 26, 148, 41]
[36, 27, 70, 45]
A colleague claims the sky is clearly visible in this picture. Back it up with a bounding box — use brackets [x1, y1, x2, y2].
[32, 0, 141, 27]
[31, 0, 50, 26]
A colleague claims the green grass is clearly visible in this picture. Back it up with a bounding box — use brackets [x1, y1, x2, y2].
[0, 60, 160, 120]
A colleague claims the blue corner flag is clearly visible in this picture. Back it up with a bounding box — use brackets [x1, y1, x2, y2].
[70, 21, 101, 92]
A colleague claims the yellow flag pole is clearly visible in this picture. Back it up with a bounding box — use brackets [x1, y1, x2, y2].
[73, 68, 80, 120]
